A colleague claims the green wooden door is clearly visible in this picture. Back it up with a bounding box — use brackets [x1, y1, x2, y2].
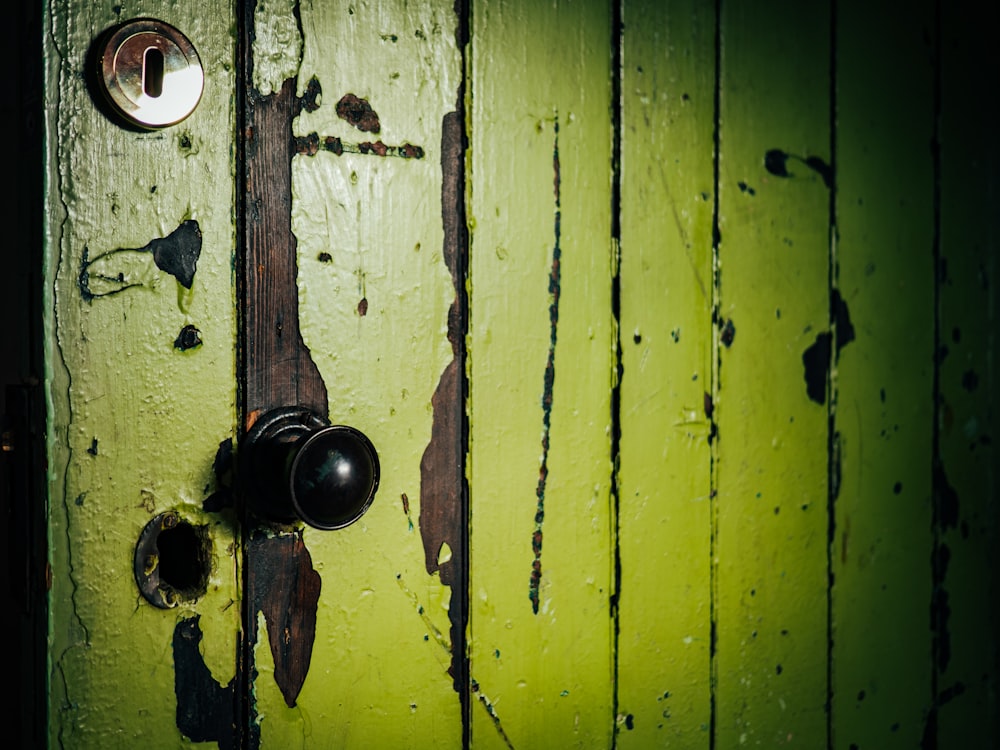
[38, 0, 997, 748]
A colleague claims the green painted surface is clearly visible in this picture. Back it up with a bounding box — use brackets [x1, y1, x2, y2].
[714, 2, 832, 745]
[467, 1, 615, 747]
[617, 0, 715, 745]
[39, 1, 998, 748]
[45, 1, 239, 747]
[937, 2, 1000, 745]
[832, 0, 936, 746]
[259, 0, 464, 745]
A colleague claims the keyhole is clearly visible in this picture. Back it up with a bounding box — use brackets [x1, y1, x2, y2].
[143, 46, 164, 98]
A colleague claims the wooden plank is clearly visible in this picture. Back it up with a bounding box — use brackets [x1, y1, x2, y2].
[934, 0, 1000, 744]
[468, 1, 615, 747]
[831, 0, 936, 746]
[616, 0, 716, 746]
[45, 1, 240, 746]
[246, 0, 466, 746]
[713, 1, 832, 746]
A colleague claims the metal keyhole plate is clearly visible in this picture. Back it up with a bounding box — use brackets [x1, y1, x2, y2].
[97, 19, 204, 129]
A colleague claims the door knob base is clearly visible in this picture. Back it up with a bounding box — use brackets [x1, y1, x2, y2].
[240, 407, 379, 530]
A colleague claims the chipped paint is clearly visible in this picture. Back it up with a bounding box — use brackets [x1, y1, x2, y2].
[173, 617, 240, 750]
[174, 324, 204, 350]
[295, 132, 425, 159]
[252, 0, 303, 96]
[528, 117, 562, 616]
[336, 93, 381, 132]
[246, 529, 321, 707]
[418, 107, 468, 698]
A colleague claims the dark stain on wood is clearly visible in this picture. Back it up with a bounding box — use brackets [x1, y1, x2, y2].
[247, 529, 322, 707]
[241, 73, 328, 419]
[78, 220, 202, 300]
[296, 132, 424, 159]
[419, 109, 468, 693]
[150, 220, 203, 288]
[173, 616, 236, 750]
[804, 293, 855, 404]
[720, 317, 736, 347]
[174, 324, 203, 351]
[528, 117, 562, 616]
[336, 93, 381, 133]
[239, 0, 329, 723]
[203, 438, 234, 512]
[803, 332, 831, 405]
[764, 148, 834, 188]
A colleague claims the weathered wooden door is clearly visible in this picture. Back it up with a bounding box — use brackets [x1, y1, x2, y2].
[35, 0, 998, 748]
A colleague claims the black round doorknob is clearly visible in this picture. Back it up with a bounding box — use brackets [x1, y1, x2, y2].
[240, 407, 380, 530]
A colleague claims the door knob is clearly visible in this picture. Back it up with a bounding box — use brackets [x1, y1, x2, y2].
[240, 407, 380, 530]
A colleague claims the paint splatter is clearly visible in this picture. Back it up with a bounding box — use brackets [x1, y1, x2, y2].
[529, 116, 562, 616]
[79, 220, 202, 300]
[764, 148, 834, 188]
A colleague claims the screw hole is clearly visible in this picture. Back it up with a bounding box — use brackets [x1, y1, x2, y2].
[157, 522, 209, 595]
[134, 514, 211, 608]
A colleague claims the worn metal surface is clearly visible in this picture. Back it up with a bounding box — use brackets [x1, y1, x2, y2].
[45, 1, 239, 746]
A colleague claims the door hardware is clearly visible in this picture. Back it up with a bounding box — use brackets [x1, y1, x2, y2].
[240, 407, 380, 530]
[94, 18, 203, 129]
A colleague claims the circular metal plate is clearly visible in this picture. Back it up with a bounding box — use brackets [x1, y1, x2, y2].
[97, 19, 204, 129]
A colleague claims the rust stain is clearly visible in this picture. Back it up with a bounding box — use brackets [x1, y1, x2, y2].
[336, 93, 381, 133]
[246, 529, 321, 708]
[529, 115, 562, 616]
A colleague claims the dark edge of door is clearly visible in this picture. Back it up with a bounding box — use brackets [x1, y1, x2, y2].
[2, 1, 47, 748]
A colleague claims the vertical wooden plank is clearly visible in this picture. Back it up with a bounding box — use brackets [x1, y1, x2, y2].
[248, 0, 466, 746]
[468, 1, 615, 747]
[714, 1, 832, 746]
[832, 0, 936, 746]
[45, 1, 240, 747]
[934, 0, 1000, 744]
[617, 0, 715, 746]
